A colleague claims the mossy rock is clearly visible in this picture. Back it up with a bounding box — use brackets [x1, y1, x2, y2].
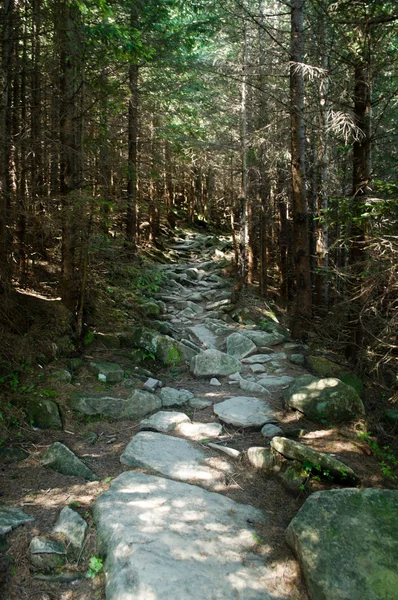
[308, 356, 364, 396]
[285, 375, 365, 424]
[25, 398, 63, 430]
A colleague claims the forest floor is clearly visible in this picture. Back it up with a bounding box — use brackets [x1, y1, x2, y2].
[0, 227, 397, 600]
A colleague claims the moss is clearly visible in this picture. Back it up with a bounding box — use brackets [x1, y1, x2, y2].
[308, 357, 364, 396]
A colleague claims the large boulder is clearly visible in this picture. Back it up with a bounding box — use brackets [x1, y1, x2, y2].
[191, 349, 242, 377]
[271, 436, 359, 484]
[70, 390, 161, 420]
[284, 375, 365, 423]
[286, 488, 398, 600]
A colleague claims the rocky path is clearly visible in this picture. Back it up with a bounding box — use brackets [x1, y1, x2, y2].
[3, 232, 397, 600]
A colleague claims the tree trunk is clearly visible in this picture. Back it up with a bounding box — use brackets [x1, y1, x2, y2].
[290, 0, 312, 338]
[126, 56, 138, 247]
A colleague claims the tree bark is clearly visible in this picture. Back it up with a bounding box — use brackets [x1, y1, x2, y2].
[290, 0, 312, 338]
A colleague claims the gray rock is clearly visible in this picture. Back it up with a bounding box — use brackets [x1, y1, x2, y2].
[30, 536, 66, 569]
[40, 442, 98, 481]
[0, 447, 28, 464]
[249, 364, 266, 374]
[120, 432, 231, 488]
[286, 488, 398, 600]
[290, 353, 305, 366]
[160, 387, 194, 407]
[26, 398, 63, 430]
[191, 349, 242, 377]
[179, 307, 200, 319]
[210, 378, 221, 386]
[94, 472, 278, 600]
[89, 361, 124, 383]
[188, 397, 213, 410]
[285, 375, 365, 423]
[0, 506, 35, 536]
[118, 326, 160, 352]
[278, 462, 307, 491]
[188, 324, 218, 349]
[155, 335, 184, 365]
[226, 333, 256, 359]
[239, 379, 270, 395]
[241, 330, 286, 347]
[271, 436, 359, 484]
[52, 507, 87, 550]
[49, 369, 72, 384]
[140, 411, 190, 433]
[214, 397, 277, 427]
[175, 422, 223, 440]
[143, 377, 162, 392]
[206, 298, 231, 311]
[71, 391, 161, 420]
[261, 424, 283, 439]
[257, 375, 294, 388]
[241, 354, 274, 364]
[247, 447, 279, 471]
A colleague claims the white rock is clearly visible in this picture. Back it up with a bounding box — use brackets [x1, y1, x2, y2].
[210, 378, 221, 386]
[93, 472, 281, 600]
[120, 431, 231, 488]
[176, 422, 223, 440]
[214, 397, 278, 427]
[140, 411, 191, 433]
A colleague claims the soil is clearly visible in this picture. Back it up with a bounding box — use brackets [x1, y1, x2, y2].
[1, 234, 397, 600]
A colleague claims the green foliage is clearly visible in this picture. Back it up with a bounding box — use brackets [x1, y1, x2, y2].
[86, 556, 103, 579]
[357, 431, 398, 479]
[85, 331, 95, 346]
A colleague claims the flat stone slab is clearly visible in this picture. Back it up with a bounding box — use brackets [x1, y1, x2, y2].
[93, 471, 283, 600]
[71, 390, 161, 420]
[0, 506, 35, 535]
[120, 431, 231, 488]
[257, 376, 294, 388]
[214, 397, 278, 427]
[188, 324, 218, 349]
[140, 411, 191, 433]
[188, 397, 213, 409]
[286, 488, 398, 600]
[175, 422, 223, 440]
[241, 354, 274, 364]
[191, 349, 242, 377]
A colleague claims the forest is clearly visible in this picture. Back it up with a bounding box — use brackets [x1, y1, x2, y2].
[0, 0, 398, 598]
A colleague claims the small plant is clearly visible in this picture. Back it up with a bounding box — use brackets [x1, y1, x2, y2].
[357, 430, 398, 479]
[252, 533, 264, 545]
[86, 556, 103, 579]
[84, 331, 95, 346]
[69, 500, 81, 509]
